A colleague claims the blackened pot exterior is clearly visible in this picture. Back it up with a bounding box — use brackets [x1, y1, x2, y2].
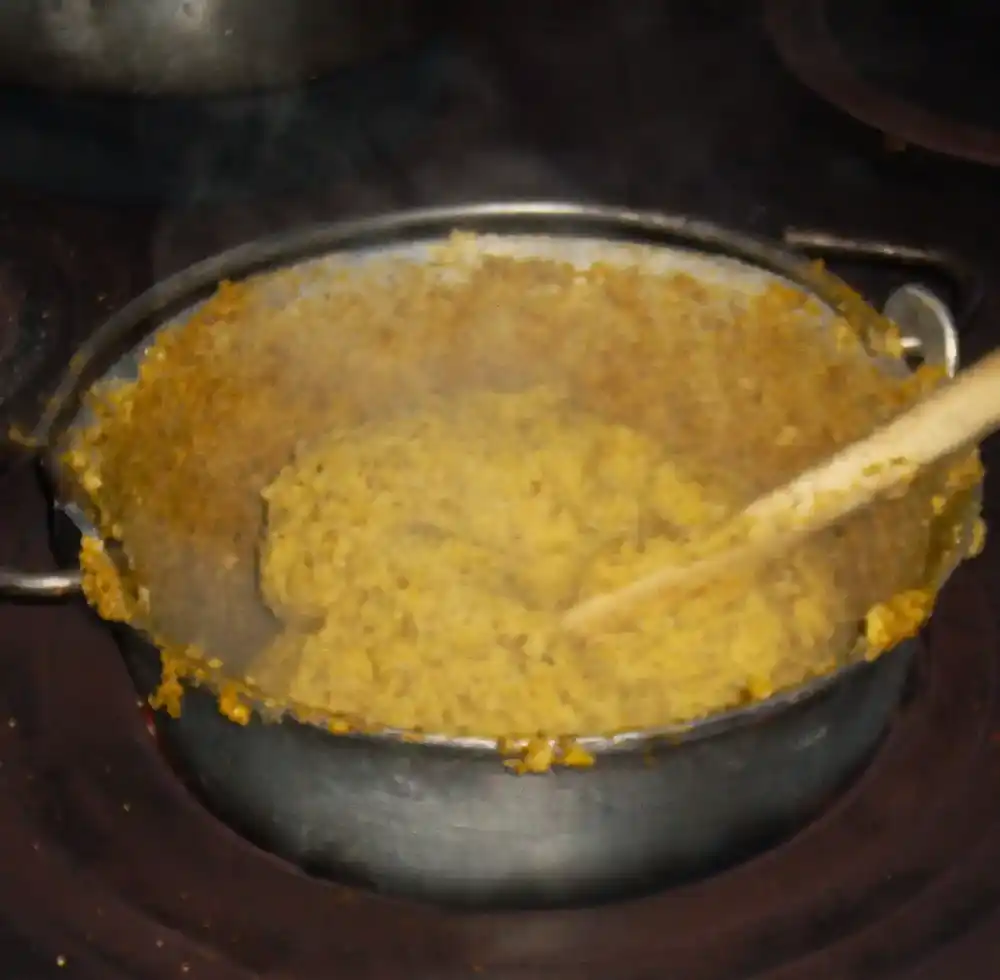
[58, 466, 915, 908]
[113, 616, 913, 907]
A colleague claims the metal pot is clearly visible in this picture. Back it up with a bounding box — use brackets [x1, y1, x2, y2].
[0, 203, 976, 908]
[0, 0, 424, 95]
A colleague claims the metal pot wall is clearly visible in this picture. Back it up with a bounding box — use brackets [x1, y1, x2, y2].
[113, 613, 916, 908]
[0, 203, 977, 908]
[0, 0, 425, 96]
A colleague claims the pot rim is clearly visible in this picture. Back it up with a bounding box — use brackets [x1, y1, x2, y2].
[34, 200, 904, 443]
[36, 201, 978, 754]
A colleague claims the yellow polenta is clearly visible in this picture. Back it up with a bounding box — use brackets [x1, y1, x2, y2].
[65, 239, 983, 739]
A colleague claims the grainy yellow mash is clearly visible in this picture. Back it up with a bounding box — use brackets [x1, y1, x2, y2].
[64, 237, 984, 742]
[257, 387, 843, 735]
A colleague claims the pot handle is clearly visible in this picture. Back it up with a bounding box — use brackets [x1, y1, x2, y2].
[882, 283, 959, 377]
[781, 228, 980, 378]
[0, 566, 83, 597]
[0, 445, 83, 598]
[782, 228, 983, 329]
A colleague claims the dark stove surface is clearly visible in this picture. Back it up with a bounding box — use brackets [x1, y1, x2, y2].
[765, 0, 1000, 166]
[1, 1, 1000, 977]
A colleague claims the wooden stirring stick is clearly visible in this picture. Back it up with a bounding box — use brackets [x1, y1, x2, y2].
[563, 346, 1000, 635]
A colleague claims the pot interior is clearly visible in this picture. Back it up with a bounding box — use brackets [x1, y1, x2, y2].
[48, 218, 981, 749]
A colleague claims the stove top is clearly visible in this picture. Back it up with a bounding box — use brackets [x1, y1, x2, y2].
[0, 1, 999, 977]
[764, 0, 1000, 167]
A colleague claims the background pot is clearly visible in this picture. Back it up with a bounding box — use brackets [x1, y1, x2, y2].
[0, 0, 427, 96]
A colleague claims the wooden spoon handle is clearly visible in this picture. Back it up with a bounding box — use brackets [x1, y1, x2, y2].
[741, 347, 1000, 532]
[563, 348, 1000, 634]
